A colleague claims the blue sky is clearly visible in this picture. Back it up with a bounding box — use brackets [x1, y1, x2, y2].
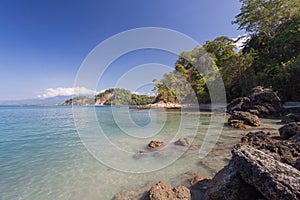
[0, 0, 244, 100]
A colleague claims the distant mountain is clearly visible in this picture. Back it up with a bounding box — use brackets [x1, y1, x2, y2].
[0, 96, 73, 106]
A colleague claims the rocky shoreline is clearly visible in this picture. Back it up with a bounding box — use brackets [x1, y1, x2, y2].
[113, 87, 300, 200]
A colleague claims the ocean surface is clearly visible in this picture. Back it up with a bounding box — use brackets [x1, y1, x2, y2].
[0, 106, 282, 200]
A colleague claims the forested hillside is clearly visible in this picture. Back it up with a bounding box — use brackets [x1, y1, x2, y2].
[154, 0, 300, 103]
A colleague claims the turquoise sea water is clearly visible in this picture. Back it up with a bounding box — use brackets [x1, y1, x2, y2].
[0, 106, 282, 200]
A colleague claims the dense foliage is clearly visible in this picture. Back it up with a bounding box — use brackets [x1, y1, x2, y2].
[154, 0, 300, 103]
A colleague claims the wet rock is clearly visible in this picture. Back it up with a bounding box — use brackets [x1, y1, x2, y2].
[295, 158, 300, 171]
[290, 132, 300, 143]
[227, 86, 283, 117]
[175, 138, 191, 146]
[205, 145, 300, 200]
[149, 181, 191, 200]
[228, 111, 261, 129]
[190, 178, 211, 200]
[148, 140, 164, 150]
[281, 113, 300, 123]
[279, 122, 300, 139]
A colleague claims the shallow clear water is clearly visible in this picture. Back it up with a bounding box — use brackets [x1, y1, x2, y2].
[0, 106, 281, 200]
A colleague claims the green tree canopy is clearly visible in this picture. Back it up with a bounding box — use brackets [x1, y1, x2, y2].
[233, 0, 300, 38]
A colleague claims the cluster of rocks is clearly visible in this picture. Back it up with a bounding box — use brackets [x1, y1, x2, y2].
[114, 87, 300, 200]
[133, 138, 192, 159]
[116, 125, 300, 200]
[227, 86, 283, 117]
[227, 86, 285, 129]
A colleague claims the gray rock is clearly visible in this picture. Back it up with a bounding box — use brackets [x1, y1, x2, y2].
[240, 131, 300, 169]
[175, 138, 191, 146]
[279, 122, 300, 139]
[205, 145, 300, 200]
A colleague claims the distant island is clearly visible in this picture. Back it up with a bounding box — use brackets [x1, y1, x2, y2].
[62, 88, 156, 106]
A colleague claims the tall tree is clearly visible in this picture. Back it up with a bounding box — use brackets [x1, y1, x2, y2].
[233, 0, 300, 38]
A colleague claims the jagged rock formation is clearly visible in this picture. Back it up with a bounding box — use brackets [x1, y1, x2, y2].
[240, 131, 300, 169]
[228, 111, 261, 129]
[205, 145, 300, 200]
[227, 86, 283, 117]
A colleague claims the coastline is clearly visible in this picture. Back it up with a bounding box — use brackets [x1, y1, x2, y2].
[113, 88, 300, 200]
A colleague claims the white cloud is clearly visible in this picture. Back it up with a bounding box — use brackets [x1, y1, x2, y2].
[37, 87, 98, 98]
[132, 91, 155, 96]
[233, 35, 251, 50]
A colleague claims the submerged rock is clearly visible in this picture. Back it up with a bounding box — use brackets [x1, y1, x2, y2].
[228, 111, 261, 129]
[148, 140, 164, 150]
[175, 138, 191, 146]
[205, 145, 300, 200]
[227, 86, 283, 117]
[113, 184, 151, 200]
[133, 150, 148, 159]
[279, 122, 300, 139]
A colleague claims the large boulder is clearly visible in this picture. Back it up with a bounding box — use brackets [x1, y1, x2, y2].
[227, 86, 283, 117]
[279, 122, 300, 139]
[149, 181, 191, 200]
[240, 131, 300, 168]
[228, 111, 261, 129]
[205, 145, 300, 200]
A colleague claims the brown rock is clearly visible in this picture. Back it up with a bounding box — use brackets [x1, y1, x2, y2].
[228, 111, 261, 129]
[148, 140, 164, 150]
[173, 185, 191, 200]
[149, 181, 190, 200]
